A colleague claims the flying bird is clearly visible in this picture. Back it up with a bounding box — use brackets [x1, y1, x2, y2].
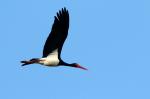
[21, 8, 87, 70]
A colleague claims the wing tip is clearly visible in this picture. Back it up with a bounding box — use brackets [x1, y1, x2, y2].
[62, 7, 67, 11]
[61, 7, 68, 14]
[55, 7, 69, 20]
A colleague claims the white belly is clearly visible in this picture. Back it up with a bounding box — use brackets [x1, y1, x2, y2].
[43, 57, 59, 66]
[39, 49, 60, 66]
[43, 49, 59, 66]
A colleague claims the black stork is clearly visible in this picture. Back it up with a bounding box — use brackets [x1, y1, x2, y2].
[21, 8, 87, 70]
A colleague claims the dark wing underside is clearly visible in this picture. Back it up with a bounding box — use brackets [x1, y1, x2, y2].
[43, 8, 69, 58]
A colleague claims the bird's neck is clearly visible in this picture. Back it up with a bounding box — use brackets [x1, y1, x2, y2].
[60, 61, 72, 66]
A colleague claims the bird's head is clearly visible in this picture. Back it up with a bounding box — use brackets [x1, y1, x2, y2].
[71, 63, 88, 70]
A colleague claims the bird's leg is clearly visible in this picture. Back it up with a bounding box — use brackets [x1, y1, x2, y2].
[21, 58, 39, 66]
[21, 60, 34, 66]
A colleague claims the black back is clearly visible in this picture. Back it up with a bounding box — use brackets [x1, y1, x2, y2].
[43, 8, 69, 58]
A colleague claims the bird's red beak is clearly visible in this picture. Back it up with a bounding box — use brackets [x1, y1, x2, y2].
[75, 64, 88, 70]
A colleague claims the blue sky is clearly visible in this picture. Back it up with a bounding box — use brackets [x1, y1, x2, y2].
[0, 0, 149, 99]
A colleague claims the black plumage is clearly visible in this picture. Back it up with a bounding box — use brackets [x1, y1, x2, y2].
[43, 8, 69, 58]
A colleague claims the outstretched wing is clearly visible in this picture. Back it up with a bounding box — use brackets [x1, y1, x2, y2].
[43, 8, 69, 58]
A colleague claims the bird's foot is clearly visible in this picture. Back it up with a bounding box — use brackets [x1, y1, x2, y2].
[21, 60, 33, 66]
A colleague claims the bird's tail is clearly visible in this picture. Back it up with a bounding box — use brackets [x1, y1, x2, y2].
[21, 58, 39, 66]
